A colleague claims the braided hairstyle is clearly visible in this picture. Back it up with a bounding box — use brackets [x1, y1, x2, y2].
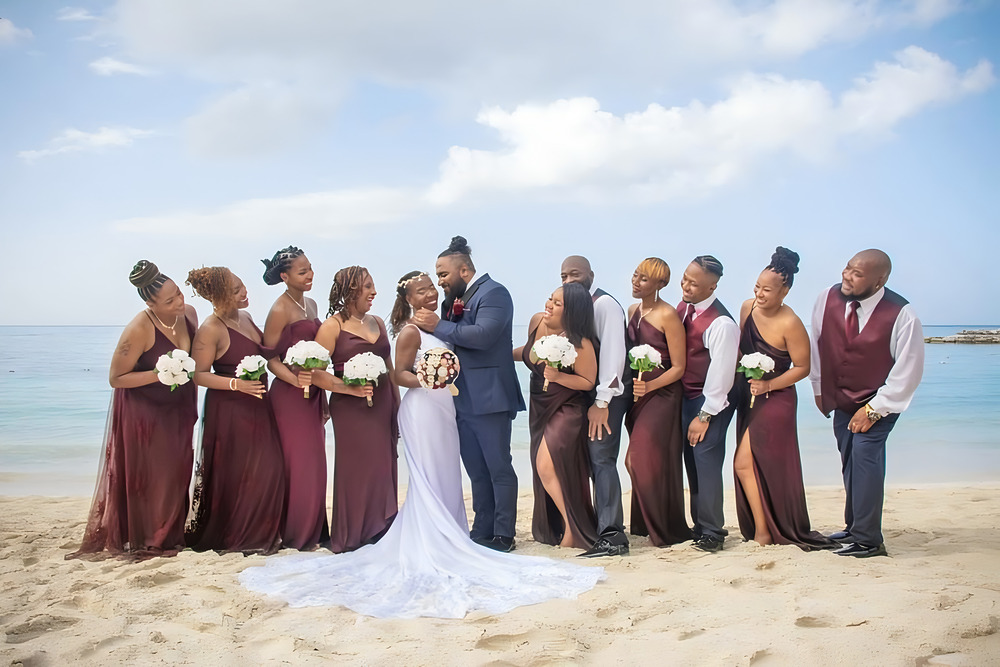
[186, 266, 239, 311]
[328, 266, 370, 318]
[129, 260, 170, 302]
[693, 254, 724, 279]
[437, 235, 476, 272]
[390, 270, 427, 336]
[765, 246, 800, 287]
[261, 245, 305, 285]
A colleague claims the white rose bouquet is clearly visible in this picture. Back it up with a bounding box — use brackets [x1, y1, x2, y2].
[283, 340, 331, 398]
[155, 349, 196, 392]
[235, 354, 268, 399]
[531, 334, 578, 392]
[416, 347, 461, 396]
[737, 352, 776, 408]
[628, 344, 663, 402]
[343, 351, 387, 407]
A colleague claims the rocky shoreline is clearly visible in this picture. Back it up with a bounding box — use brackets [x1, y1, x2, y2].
[925, 329, 1000, 344]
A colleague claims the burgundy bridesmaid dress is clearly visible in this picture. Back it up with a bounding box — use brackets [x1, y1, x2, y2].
[734, 312, 834, 550]
[186, 324, 285, 554]
[328, 318, 399, 553]
[68, 316, 198, 561]
[522, 327, 598, 548]
[270, 318, 330, 550]
[624, 310, 692, 546]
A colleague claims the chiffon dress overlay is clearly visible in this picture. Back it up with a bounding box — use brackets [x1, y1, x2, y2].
[68, 315, 199, 561]
[240, 328, 605, 619]
[327, 318, 400, 553]
[186, 324, 285, 555]
[624, 311, 692, 546]
[734, 312, 834, 550]
[269, 318, 329, 550]
[521, 327, 599, 548]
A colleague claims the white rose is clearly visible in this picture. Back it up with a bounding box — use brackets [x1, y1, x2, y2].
[155, 354, 172, 373]
[157, 370, 175, 385]
[759, 355, 775, 373]
[180, 356, 196, 373]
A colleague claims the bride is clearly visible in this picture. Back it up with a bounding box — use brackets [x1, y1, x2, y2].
[239, 271, 604, 619]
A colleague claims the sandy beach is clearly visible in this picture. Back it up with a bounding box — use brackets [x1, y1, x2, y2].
[2, 485, 999, 666]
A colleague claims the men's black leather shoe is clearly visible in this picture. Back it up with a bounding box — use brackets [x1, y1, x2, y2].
[482, 536, 515, 553]
[692, 536, 724, 553]
[828, 530, 854, 543]
[833, 542, 887, 558]
[471, 535, 493, 547]
[577, 534, 629, 558]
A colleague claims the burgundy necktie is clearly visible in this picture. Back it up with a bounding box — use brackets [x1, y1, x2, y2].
[846, 301, 860, 340]
[683, 304, 694, 328]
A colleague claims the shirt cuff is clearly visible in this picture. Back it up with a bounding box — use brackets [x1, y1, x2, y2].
[595, 387, 617, 404]
[867, 396, 892, 416]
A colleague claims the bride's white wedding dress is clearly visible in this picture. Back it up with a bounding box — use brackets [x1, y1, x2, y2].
[239, 327, 604, 619]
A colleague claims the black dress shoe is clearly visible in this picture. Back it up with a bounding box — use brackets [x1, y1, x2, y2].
[833, 542, 887, 558]
[692, 535, 724, 553]
[577, 532, 630, 558]
[481, 536, 515, 553]
[828, 530, 854, 543]
[471, 535, 493, 547]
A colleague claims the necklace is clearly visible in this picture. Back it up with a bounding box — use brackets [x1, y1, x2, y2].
[284, 291, 308, 316]
[150, 309, 178, 336]
[214, 310, 241, 330]
[351, 314, 366, 324]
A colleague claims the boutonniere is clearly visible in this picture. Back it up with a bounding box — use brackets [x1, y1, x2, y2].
[451, 299, 465, 318]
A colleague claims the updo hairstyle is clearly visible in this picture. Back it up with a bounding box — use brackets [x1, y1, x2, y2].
[261, 246, 305, 286]
[186, 266, 239, 311]
[129, 260, 169, 302]
[437, 235, 476, 271]
[328, 266, 370, 318]
[766, 246, 800, 287]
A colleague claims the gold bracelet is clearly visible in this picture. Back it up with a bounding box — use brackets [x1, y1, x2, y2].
[230, 378, 237, 391]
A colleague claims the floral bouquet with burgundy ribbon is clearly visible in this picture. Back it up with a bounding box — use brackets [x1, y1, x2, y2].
[531, 335, 577, 392]
[284, 341, 331, 398]
[155, 349, 196, 391]
[343, 351, 387, 407]
[737, 352, 775, 408]
[416, 347, 461, 396]
[628, 344, 663, 402]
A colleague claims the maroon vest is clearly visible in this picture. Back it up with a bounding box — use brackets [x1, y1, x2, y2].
[818, 285, 908, 413]
[677, 298, 733, 400]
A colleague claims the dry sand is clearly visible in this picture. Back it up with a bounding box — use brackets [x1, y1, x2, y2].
[2, 485, 999, 666]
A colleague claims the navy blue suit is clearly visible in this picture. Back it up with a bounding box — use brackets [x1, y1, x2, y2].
[434, 273, 525, 540]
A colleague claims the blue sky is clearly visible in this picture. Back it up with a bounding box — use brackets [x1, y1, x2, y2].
[1, 1, 998, 326]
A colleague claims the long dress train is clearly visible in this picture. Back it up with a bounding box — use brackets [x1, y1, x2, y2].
[522, 327, 599, 547]
[67, 315, 198, 561]
[186, 325, 285, 554]
[734, 312, 834, 550]
[327, 318, 399, 553]
[624, 311, 692, 546]
[239, 327, 605, 618]
[270, 318, 330, 550]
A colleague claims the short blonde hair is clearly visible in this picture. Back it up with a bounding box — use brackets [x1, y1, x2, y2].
[636, 257, 670, 286]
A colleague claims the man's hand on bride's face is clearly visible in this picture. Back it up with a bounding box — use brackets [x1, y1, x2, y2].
[411, 308, 440, 332]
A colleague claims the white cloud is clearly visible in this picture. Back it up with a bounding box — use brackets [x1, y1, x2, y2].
[113, 47, 992, 235]
[57, 7, 99, 21]
[114, 187, 422, 236]
[18, 126, 154, 162]
[0, 18, 33, 46]
[104, 0, 967, 156]
[89, 56, 152, 76]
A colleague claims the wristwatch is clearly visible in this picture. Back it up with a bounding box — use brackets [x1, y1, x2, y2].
[594, 400, 609, 410]
[697, 410, 713, 423]
[865, 404, 883, 423]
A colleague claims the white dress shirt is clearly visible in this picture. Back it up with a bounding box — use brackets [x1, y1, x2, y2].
[590, 285, 627, 404]
[685, 294, 740, 416]
[809, 287, 924, 416]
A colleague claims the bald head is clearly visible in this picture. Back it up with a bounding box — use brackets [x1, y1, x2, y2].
[561, 255, 594, 290]
[841, 248, 892, 300]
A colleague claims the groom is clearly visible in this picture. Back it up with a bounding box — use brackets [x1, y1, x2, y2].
[413, 236, 525, 552]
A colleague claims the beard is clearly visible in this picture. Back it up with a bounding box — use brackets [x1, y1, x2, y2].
[445, 277, 467, 302]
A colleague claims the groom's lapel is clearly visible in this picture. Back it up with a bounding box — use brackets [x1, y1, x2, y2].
[462, 274, 489, 308]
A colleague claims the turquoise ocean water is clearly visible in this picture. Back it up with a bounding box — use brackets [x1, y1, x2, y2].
[1, 325, 998, 496]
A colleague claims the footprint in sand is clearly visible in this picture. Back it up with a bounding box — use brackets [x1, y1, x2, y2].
[4, 614, 80, 644]
[795, 616, 834, 628]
